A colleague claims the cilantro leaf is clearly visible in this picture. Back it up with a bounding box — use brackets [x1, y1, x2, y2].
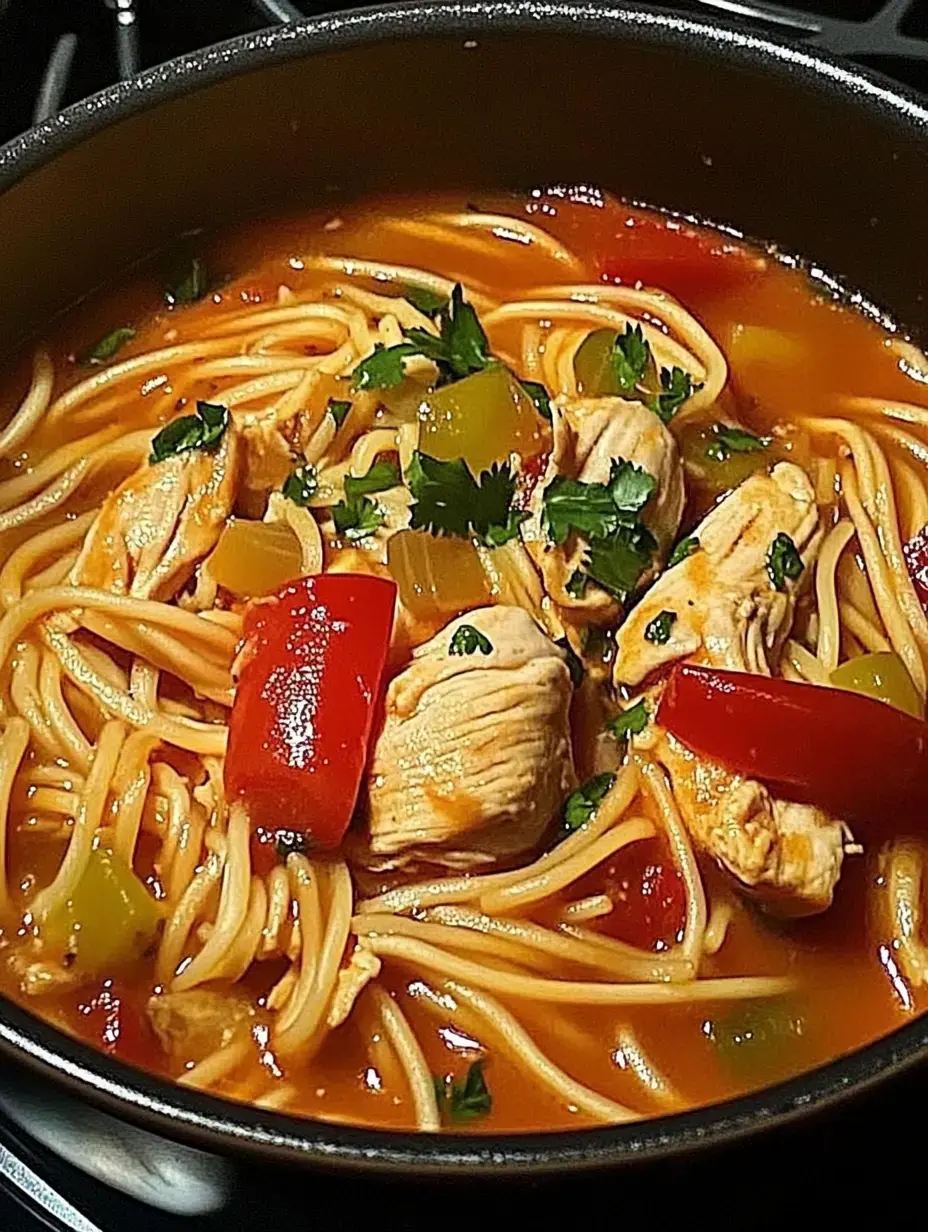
[327, 398, 352, 427]
[344, 460, 400, 503]
[406, 284, 493, 383]
[650, 366, 701, 423]
[644, 609, 677, 645]
[351, 343, 421, 391]
[563, 772, 616, 832]
[403, 286, 448, 317]
[705, 423, 770, 463]
[667, 535, 700, 569]
[520, 378, 552, 421]
[612, 323, 652, 396]
[434, 1062, 492, 1123]
[608, 458, 657, 518]
[149, 401, 228, 465]
[766, 532, 804, 591]
[332, 495, 384, 542]
[164, 256, 209, 307]
[585, 523, 657, 599]
[542, 476, 620, 545]
[449, 624, 493, 656]
[81, 326, 135, 366]
[282, 463, 317, 507]
[406, 452, 525, 547]
[608, 699, 649, 742]
[555, 636, 584, 687]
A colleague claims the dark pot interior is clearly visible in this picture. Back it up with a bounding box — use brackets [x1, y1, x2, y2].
[1, 0, 928, 1174]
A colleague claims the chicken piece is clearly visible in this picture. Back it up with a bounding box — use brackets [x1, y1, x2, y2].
[326, 944, 382, 1029]
[367, 606, 576, 860]
[71, 427, 241, 602]
[615, 462, 845, 915]
[7, 951, 75, 997]
[521, 397, 684, 621]
[147, 988, 254, 1062]
[614, 462, 819, 688]
[239, 414, 293, 517]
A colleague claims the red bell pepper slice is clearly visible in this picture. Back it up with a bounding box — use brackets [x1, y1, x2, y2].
[657, 663, 928, 837]
[574, 836, 685, 952]
[904, 525, 928, 615]
[225, 573, 396, 848]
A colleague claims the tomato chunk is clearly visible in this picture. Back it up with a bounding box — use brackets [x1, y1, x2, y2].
[575, 836, 685, 951]
[225, 573, 396, 848]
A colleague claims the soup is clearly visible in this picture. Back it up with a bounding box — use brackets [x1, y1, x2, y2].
[0, 187, 926, 1133]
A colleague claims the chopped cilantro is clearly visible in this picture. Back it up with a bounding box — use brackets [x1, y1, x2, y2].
[542, 459, 655, 546]
[81, 326, 135, 366]
[449, 624, 493, 657]
[332, 495, 384, 542]
[644, 609, 677, 644]
[667, 535, 700, 569]
[608, 699, 649, 742]
[403, 286, 448, 317]
[585, 522, 658, 600]
[612, 323, 653, 396]
[282, 464, 318, 507]
[520, 378, 552, 421]
[351, 343, 421, 391]
[766, 532, 804, 591]
[327, 398, 352, 427]
[164, 257, 209, 307]
[343, 459, 400, 503]
[434, 1061, 492, 1122]
[563, 772, 616, 832]
[405, 451, 525, 547]
[650, 366, 701, 423]
[405, 283, 493, 383]
[705, 423, 770, 463]
[149, 401, 228, 465]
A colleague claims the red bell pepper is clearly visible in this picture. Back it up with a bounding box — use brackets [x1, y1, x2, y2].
[657, 663, 928, 837]
[225, 573, 396, 848]
[575, 836, 685, 952]
[905, 525, 928, 615]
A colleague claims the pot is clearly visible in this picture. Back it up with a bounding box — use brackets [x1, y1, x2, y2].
[1, 0, 927, 1176]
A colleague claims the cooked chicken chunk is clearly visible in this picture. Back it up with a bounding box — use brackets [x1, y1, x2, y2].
[614, 462, 845, 915]
[147, 988, 254, 1061]
[614, 462, 819, 687]
[71, 428, 241, 601]
[367, 606, 576, 859]
[521, 397, 684, 620]
[326, 944, 382, 1029]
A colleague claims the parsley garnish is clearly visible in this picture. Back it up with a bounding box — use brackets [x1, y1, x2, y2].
[585, 523, 658, 599]
[351, 343, 421, 391]
[403, 286, 448, 317]
[651, 366, 701, 424]
[644, 609, 677, 644]
[81, 326, 135, 366]
[705, 423, 770, 463]
[329, 460, 399, 542]
[766, 533, 804, 591]
[613, 323, 653, 396]
[555, 636, 584, 687]
[520, 378, 552, 421]
[434, 1062, 492, 1123]
[327, 398, 352, 427]
[542, 459, 656, 546]
[164, 257, 209, 307]
[449, 624, 493, 657]
[149, 401, 228, 465]
[608, 699, 649, 742]
[406, 451, 526, 547]
[667, 535, 700, 569]
[563, 772, 616, 833]
[405, 284, 493, 383]
[282, 464, 317, 507]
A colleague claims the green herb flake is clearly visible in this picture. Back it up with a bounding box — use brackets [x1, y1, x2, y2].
[149, 401, 229, 465]
[542, 459, 655, 547]
[332, 495, 384, 542]
[563, 772, 616, 833]
[650, 366, 702, 423]
[81, 326, 135, 366]
[667, 535, 700, 569]
[608, 458, 658, 518]
[612, 323, 653, 396]
[766, 532, 804, 591]
[406, 283, 493, 383]
[565, 569, 588, 599]
[327, 398, 352, 427]
[282, 464, 318, 507]
[585, 523, 658, 600]
[403, 286, 448, 317]
[520, 378, 552, 421]
[555, 636, 584, 687]
[705, 423, 770, 463]
[343, 459, 400, 503]
[164, 257, 209, 307]
[351, 343, 421, 392]
[434, 1062, 492, 1123]
[406, 451, 526, 547]
[644, 609, 677, 645]
[608, 699, 649, 743]
[449, 624, 493, 657]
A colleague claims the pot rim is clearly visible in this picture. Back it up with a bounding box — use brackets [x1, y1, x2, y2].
[1, 0, 927, 1173]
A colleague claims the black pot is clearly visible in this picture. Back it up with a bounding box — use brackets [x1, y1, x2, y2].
[1, 0, 927, 1177]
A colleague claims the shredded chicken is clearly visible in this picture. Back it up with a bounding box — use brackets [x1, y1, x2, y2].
[367, 606, 576, 860]
[616, 463, 846, 915]
[147, 988, 254, 1061]
[521, 396, 684, 621]
[71, 428, 241, 601]
[7, 952, 75, 997]
[327, 944, 382, 1028]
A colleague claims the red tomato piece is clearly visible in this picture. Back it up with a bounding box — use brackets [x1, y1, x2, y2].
[225, 573, 396, 848]
[905, 525, 928, 614]
[70, 980, 153, 1068]
[657, 663, 928, 838]
[575, 836, 685, 952]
